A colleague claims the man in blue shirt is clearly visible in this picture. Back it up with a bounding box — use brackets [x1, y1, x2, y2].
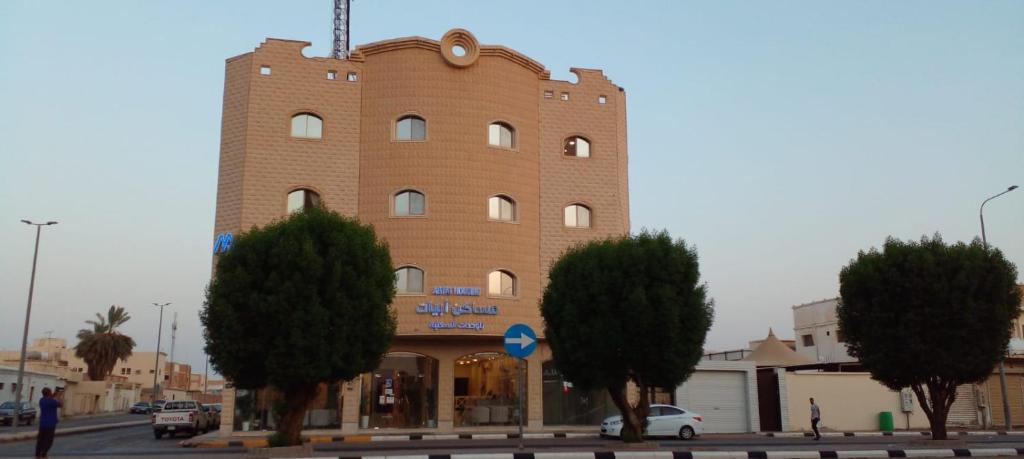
[35, 387, 62, 458]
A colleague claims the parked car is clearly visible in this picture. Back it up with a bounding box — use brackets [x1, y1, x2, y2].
[201, 404, 220, 430]
[600, 404, 704, 440]
[0, 401, 37, 426]
[130, 402, 152, 414]
[152, 399, 167, 412]
[152, 400, 210, 439]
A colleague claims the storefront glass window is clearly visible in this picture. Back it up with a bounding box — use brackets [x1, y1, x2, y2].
[232, 383, 342, 431]
[359, 352, 439, 429]
[454, 352, 526, 427]
[541, 360, 617, 425]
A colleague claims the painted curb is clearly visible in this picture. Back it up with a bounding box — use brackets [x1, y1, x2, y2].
[0, 420, 150, 443]
[761, 432, 1019, 438]
[277, 448, 1024, 459]
[188, 432, 602, 448]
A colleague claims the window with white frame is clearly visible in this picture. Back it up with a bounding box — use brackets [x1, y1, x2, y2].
[563, 204, 592, 228]
[290, 113, 323, 139]
[488, 270, 516, 297]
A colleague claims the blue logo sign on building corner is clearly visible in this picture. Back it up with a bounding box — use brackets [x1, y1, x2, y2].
[213, 232, 234, 254]
[503, 323, 537, 359]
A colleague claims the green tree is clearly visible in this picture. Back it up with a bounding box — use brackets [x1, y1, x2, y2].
[540, 231, 713, 442]
[74, 305, 136, 381]
[201, 206, 397, 446]
[838, 235, 1020, 439]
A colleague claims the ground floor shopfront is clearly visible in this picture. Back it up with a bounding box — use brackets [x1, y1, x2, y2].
[220, 337, 622, 434]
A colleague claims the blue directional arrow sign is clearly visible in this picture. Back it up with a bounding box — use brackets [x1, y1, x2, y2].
[503, 323, 537, 359]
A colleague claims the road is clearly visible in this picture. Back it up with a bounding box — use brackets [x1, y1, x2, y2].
[2, 428, 1024, 458]
[1, 413, 144, 434]
[0, 423, 242, 458]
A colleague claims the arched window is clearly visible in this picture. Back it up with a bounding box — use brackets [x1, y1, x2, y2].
[395, 266, 424, 294]
[488, 122, 515, 148]
[563, 136, 591, 158]
[287, 189, 320, 213]
[563, 204, 591, 228]
[488, 195, 516, 222]
[290, 113, 323, 139]
[394, 190, 425, 216]
[488, 270, 516, 297]
[396, 115, 426, 141]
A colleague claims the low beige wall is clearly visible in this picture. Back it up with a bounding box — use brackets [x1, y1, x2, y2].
[784, 371, 930, 431]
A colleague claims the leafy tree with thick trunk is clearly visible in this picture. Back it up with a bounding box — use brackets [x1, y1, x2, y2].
[74, 305, 136, 381]
[201, 206, 396, 446]
[838, 235, 1020, 440]
[541, 231, 713, 442]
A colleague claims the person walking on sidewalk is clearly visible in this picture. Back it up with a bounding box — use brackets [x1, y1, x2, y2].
[809, 397, 821, 440]
[35, 387, 63, 458]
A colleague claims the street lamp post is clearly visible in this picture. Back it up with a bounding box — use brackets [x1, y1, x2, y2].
[151, 302, 171, 402]
[980, 185, 1018, 430]
[12, 220, 57, 430]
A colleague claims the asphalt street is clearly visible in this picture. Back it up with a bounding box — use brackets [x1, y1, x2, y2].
[0, 423, 241, 458]
[3, 428, 1024, 458]
[0, 412, 144, 434]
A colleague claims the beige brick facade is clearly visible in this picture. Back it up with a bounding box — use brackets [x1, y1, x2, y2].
[213, 29, 629, 433]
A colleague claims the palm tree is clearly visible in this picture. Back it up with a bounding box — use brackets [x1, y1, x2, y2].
[74, 305, 136, 381]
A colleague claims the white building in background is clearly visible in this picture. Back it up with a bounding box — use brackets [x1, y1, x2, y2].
[0, 365, 62, 406]
[792, 298, 857, 364]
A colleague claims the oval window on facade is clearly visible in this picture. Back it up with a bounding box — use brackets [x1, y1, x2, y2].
[394, 190, 426, 216]
[563, 204, 591, 228]
[563, 136, 591, 158]
[287, 189, 321, 213]
[395, 266, 425, 294]
[291, 113, 323, 139]
[487, 270, 516, 297]
[488, 195, 516, 222]
[488, 122, 515, 149]
[396, 115, 426, 141]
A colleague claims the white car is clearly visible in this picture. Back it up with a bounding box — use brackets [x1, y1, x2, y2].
[601, 404, 704, 440]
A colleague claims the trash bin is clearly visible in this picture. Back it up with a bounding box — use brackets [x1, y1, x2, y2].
[879, 411, 894, 432]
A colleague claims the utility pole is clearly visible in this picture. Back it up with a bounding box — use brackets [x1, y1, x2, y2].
[980, 185, 1018, 430]
[12, 220, 57, 430]
[151, 303, 171, 401]
[204, 355, 209, 394]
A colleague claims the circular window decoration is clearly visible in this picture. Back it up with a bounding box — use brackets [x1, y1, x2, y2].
[440, 29, 480, 68]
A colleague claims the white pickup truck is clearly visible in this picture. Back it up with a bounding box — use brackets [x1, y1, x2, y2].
[152, 400, 210, 439]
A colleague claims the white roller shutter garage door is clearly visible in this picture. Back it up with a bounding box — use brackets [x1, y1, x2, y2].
[677, 370, 750, 433]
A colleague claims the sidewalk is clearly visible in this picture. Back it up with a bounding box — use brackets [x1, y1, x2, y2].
[0, 419, 149, 443]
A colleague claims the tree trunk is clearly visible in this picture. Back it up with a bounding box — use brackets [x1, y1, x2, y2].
[608, 385, 644, 443]
[912, 382, 956, 440]
[276, 383, 320, 446]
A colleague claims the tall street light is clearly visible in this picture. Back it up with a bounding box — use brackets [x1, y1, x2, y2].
[980, 185, 1018, 430]
[151, 302, 171, 402]
[12, 220, 58, 430]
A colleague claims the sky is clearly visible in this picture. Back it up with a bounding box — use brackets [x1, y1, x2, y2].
[0, 1, 1021, 376]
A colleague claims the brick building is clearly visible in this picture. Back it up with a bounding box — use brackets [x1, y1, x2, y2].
[214, 29, 630, 433]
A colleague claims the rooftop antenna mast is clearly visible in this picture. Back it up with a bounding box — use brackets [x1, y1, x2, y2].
[169, 312, 178, 374]
[332, 0, 351, 59]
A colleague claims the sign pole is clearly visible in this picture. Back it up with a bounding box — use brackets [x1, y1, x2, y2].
[503, 323, 536, 451]
[518, 357, 524, 450]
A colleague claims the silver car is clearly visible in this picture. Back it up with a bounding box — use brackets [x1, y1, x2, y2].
[0, 401, 37, 426]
